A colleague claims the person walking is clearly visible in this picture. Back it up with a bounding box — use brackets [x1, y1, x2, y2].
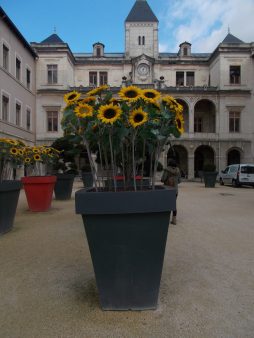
[161, 158, 181, 225]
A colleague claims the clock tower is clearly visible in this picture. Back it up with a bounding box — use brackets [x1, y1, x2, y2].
[125, 0, 159, 59]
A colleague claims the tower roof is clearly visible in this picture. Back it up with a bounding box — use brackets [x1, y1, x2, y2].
[125, 0, 158, 22]
[40, 33, 65, 44]
[222, 33, 243, 44]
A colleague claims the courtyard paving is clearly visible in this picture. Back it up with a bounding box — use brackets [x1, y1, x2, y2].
[0, 180, 254, 338]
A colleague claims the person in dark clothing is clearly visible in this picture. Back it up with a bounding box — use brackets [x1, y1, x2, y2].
[161, 158, 181, 224]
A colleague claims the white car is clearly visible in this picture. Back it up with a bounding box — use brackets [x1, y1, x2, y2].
[219, 164, 254, 187]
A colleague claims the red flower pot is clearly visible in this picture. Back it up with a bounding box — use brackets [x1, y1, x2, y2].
[21, 176, 56, 212]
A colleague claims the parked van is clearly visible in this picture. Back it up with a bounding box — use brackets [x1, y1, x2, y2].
[219, 164, 254, 187]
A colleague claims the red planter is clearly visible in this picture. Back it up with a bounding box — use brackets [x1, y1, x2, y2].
[21, 176, 56, 212]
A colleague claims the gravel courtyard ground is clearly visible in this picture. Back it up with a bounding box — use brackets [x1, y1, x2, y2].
[0, 181, 254, 338]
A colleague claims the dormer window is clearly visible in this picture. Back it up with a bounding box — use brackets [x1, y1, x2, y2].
[179, 42, 191, 57]
[93, 42, 105, 57]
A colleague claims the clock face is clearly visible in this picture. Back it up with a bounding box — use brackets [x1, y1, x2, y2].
[137, 63, 149, 76]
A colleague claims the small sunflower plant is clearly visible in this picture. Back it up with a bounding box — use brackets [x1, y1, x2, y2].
[20, 145, 60, 176]
[0, 138, 25, 182]
[62, 85, 184, 191]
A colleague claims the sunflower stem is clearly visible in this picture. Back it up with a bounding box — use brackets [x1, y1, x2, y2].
[109, 128, 117, 192]
[132, 130, 137, 192]
[98, 141, 104, 188]
[82, 135, 98, 192]
[140, 139, 146, 190]
[121, 143, 126, 190]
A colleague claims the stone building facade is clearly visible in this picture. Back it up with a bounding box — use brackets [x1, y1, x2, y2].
[1, 1, 254, 178]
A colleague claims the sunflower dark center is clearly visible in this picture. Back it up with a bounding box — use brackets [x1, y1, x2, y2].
[177, 118, 182, 128]
[104, 109, 117, 119]
[145, 92, 155, 98]
[68, 94, 77, 100]
[126, 90, 138, 98]
[134, 113, 144, 123]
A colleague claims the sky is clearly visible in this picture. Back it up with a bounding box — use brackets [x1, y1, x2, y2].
[1, 0, 254, 54]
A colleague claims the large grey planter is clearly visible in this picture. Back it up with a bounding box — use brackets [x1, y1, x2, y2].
[0, 180, 22, 235]
[75, 186, 176, 310]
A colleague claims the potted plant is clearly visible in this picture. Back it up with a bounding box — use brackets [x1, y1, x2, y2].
[20, 145, 60, 211]
[51, 136, 78, 200]
[203, 162, 218, 187]
[61, 85, 184, 310]
[0, 137, 23, 234]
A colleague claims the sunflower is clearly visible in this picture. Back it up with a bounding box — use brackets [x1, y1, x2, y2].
[175, 114, 184, 134]
[64, 91, 81, 104]
[86, 85, 109, 96]
[74, 103, 93, 118]
[118, 86, 142, 102]
[162, 95, 183, 114]
[129, 108, 148, 128]
[78, 96, 96, 105]
[141, 89, 161, 103]
[34, 154, 41, 161]
[32, 148, 40, 153]
[8, 139, 18, 145]
[10, 148, 18, 155]
[24, 157, 31, 164]
[109, 98, 121, 105]
[97, 103, 122, 124]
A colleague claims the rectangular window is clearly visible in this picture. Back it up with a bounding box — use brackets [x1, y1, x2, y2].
[194, 117, 203, 132]
[16, 58, 21, 80]
[47, 111, 58, 132]
[230, 65, 241, 84]
[47, 64, 58, 84]
[3, 44, 9, 70]
[186, 72, 195, 86]
[2, 95, 9, 121]
[99, 72, 108, 85]
[26, 69, 31, 89]
[176, 72, 184, 86]
[89, 72, 97, 86]
[16, 103, 21, 126]
[26, 109, 31, 130]
[229, 111, 240, 132]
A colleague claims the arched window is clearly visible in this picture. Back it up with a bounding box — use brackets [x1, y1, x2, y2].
[142, 36, 145, 45]
[138, 36, 141, 45]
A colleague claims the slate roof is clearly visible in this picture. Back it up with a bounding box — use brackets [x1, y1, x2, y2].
[222, 33, 243, 44]
[40, 34, 65, 44]
[125, 0, 158, 22]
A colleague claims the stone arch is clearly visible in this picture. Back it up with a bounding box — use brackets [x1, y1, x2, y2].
[176, 99, 189, 133]
[227, 147, 242, 165]
[167, 144, 188, 177]
[194, 99, 216, 133]
[194, 145, 215, 177]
